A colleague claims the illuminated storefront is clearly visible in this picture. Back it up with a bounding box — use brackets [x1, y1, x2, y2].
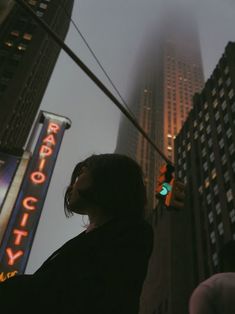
[0, 111, 71, 281]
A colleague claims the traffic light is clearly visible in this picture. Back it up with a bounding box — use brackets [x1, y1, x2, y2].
[155, 164, 185, 210]
[165, 180, 185, 210]
[155, 163, 175, 199]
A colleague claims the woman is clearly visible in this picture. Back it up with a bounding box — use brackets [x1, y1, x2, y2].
[0, 154, 153, 314]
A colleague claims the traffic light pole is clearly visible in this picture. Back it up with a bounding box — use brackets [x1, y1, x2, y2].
[14, 0, 173, 166]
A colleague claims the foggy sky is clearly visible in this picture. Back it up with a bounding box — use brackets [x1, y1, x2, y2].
[26, 0, 235, 273]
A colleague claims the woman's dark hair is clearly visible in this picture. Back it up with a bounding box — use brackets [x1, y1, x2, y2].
[64, 154, 147, 219]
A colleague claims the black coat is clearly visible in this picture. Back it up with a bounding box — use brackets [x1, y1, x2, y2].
[0, 217, 153, 314]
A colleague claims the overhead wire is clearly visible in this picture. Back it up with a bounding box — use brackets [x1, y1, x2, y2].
[15, 0, 174, 166]
[57, 0, 138, 122]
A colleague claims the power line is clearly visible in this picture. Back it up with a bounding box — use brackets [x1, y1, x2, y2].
[14, 0, 174, 166]
[58, 0, 138, 122]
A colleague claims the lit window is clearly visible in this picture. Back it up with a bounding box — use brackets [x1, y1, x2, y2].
[23, 33, 32, 41]
[5, 40, 13, 47]
[203, 161, 208, 171]
[28, 0, 37, 5]
[17, 43, 27, 51]
[202, 147, 206, 157]
[212, 88, 216, 96]
[218, 78, 223, 86]
[213, 99, 218, 108]
[224, 67, 229, 74]
[194, 131, 198, 139]
[207, 193, 212, 204]
[167, 146, 172, 151]
[211, 168, 217, 179]
[204, 178, 210, 189]
[201, 134, 205, 143]
[226, 189, 233, 202]
[198, 185, 203, 194]
[11, 30, 19, 37]
[187, 143, 191, 151]
[204, 102, 208, 109]
[226, 78, 231, 86]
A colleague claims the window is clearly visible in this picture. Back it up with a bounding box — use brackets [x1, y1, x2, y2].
[202, 147, 206, 157]
[227, 189, 233, 202]
[203, 161, 208, 171]
[5, 40, 13, 47]
[215, 111, 220, 121]
[205, 113, 209, 121]
[213, 184, 219, 195]
[229, 143, 235, 155]
[206, 125, 211, 134]
[201, 134, 205, 143]
[39, 3, 48, 9]
[17, 43, 27, 51]
[215, 203, 221, 214]
[221, 154, 227, 165]
[11, 30, 20, 37]
[211, 168, 217, 179]
[224, 113, 229, 124]
[210, 231, 216, 244]
[224, 171, 230, 182]
[28, 0, 37, 5]
[208, 211, 213, 223]
[221, 101, 227, 110]
[206, 193, 212, 204]
[36, 11, 44, 17]
[226, 128, 232, 138]
[219, 138, 224, 149]
[210, 152, 215, 162]
[218, 222, 224, 235]
[208, 138, 213, 147]
[230, 209, 235, 223]
[23, 33, 32, 41]
[229, 89, 234, 99]
[217, 124, 222, 134]
[219, 89, 225, 98]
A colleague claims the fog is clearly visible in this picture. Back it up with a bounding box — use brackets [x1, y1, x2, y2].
[26, 0, 235, 272]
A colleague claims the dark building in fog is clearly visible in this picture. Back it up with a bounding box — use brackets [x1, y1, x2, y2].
[175, 42, 235, 283]
[116, 8, 204, 212]
[0, 0, 74, 152]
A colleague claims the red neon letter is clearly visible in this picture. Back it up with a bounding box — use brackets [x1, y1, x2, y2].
[6, 248, 24, 266]
[48, 122, 60, 134]
[39, 145, 52, 157]
[20, 213, 29, 227]
[13, 229, 28, 245]
[39, 159, 46, 172]
[22, 196, 38, 210]
[43, 134, 56, 146]
[30, 171, 46, 184]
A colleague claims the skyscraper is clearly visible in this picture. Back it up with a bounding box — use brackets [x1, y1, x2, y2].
[0, 0, 74, 153]
[116, 7, 204, 210]
[175, 42, 235, 282]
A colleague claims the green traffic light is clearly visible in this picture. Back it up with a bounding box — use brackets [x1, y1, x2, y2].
[160, 182, 172, 196]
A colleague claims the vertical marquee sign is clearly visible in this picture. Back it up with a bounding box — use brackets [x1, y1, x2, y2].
[0, 112, 71, 281]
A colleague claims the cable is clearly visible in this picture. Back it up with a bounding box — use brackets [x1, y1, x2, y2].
[57, 0, 138, 123]
[15, 0, 174, 166]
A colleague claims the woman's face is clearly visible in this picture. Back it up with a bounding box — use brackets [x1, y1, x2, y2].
[67, 167, 93, 214]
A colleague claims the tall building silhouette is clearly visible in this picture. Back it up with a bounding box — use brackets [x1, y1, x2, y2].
[175, 42, 235, 282]
[116, 8, 204, 211]
[0, 0, 74, 153]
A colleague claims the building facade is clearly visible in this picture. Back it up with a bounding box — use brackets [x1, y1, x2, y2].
[175, 42, 235, 282]
[0, 0, 74, 152]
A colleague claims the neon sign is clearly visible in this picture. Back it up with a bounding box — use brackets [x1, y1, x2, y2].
[0, 112, 71, 280]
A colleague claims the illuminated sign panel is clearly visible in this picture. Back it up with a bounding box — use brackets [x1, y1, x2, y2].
[0, 112, 71, 280]
[0, 152, 20, 211]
